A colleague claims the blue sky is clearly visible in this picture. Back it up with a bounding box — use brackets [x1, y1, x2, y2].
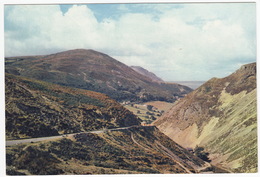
[4, 2, 256, 81]
[60, 4, 183, 22]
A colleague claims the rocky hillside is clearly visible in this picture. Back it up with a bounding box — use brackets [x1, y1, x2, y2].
[131, 66, 164, 82]
[5, 49, 192, 102]
[5, 73, 141, 140]
[6, 126, 221, 175]
[153, 63, 257, 173]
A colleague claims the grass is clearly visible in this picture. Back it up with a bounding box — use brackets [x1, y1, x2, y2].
[124, 101, 173, 124]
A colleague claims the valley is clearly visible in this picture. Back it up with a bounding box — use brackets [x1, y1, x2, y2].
[123, 101, 174, 125]
[5, 49, 257, 175]
[5, 66, 212, 175]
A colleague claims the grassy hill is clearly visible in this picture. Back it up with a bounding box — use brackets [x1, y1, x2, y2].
[5, 73, 141, 140]
[153, 63, 257, 173]
[5, 49, 192, 102]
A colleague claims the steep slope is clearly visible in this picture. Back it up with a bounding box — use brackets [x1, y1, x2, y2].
[5, 49, 192, 102]
[153, 63, 257, 173]
[6, 126, 218, 175]
[131, 66, 164, 82]
[5, 73, 141, 140]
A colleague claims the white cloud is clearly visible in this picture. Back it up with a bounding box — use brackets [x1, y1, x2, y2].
[4, 3, 256, 81]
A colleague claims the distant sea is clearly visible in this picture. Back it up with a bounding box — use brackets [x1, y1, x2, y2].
[170, 81, 205, 90]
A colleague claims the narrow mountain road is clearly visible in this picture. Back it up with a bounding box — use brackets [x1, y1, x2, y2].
[154, 140, 193, 174]
[130, 132, 153, 152]
[130, 132, 193, 174]
[173, 142, 213, 173]
[6, 126, 135, 146]
[195, 162, 212, 173]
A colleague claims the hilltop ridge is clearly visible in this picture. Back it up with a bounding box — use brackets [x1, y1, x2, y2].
[5, 49, 192, 102]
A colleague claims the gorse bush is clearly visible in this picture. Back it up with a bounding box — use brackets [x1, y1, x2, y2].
[194, 146, 211, 162]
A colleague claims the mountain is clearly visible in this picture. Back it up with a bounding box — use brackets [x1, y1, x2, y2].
[153, 63, 257, 173]
[5, 73, 141, 140]
[5, 49, 192, 102]
[170, 81, 205, 89]
[5, 71, 223, 175]
[7, 126, 222, 175]
[131, 66, 164, 82]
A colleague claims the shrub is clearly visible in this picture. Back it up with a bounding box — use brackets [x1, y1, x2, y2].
[147, 105, 153, 111]
[194, 146, 211, 162]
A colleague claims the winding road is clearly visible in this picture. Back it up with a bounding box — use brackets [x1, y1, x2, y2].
[6, 125, 217, 174]
[6, 126, 134, 146]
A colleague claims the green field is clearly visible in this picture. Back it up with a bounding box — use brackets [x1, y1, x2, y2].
[124, 101, 174, 124]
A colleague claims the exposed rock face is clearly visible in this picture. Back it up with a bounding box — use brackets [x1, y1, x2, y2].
[5, 49, 192, 102]
[153, 63, 257, 173]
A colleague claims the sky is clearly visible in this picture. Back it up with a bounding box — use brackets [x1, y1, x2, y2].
[4, 2, 256, 81]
